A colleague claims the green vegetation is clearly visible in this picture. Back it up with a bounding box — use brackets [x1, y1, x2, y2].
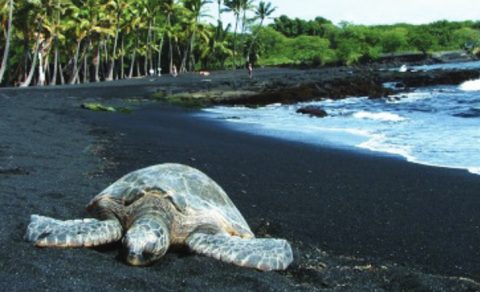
[152, 89, 256, 107]
[264, 17, 480, 65]
[0, 0, 478, 87]
[81, 102, 132, 113]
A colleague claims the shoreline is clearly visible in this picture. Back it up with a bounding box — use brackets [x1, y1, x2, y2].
[200, 108, 480, 177]
[89, 102, 480, 276]
[1, 67, 479, 290]
[3, 61, 479, 107]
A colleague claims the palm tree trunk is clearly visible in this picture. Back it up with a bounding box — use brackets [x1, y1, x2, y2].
[44, 47, 51, 84]
[169, 39, 173, 74]
[0, 0, 13, 84]
[128, 50, 136, 78]
[148, 23, 154, 74]
[72, 44, 87, 84]
[217, 0, 222, 23]
[120, 36, 124, 79]
[232, 14, 239, 69]
[94, 43, 100, 82]
[59, 62, 65, 85]
[157, 35, 164, 75]
[102, 39, 109, 79]
[51, 40, 59, 85]
[180, 41, 189, 73]
[69, 40, 82, 84]
[20, 40, 41, 87]
[136, 59, 141, 76]
[83, 49, 88, 83]
[106, 25, 120, 81]
[246, 19, 264, 62]
[167, 14, 173, 74]
[144, 24, 151, 75]
[38, 51, 45, 86]
[188, 30, 196, 72]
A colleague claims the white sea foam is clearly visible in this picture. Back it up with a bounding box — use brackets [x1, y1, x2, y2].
[459, 78, 480, 91]
[468, 167, 480, 175]
[357, 134, 480, 175]
[353, 111, 406, 122]
[358, 134, 416, 161]
[201, 73, 480, 176]
[413, 60, 480, 71]
[387, 91, 432, 104]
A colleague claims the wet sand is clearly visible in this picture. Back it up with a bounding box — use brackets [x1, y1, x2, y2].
[1, 72, 479, 290]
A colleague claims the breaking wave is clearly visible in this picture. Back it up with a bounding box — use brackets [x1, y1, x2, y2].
[353, 111, 406, 122]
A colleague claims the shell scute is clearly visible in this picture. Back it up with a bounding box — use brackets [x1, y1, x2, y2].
[89, 163, 250, 232]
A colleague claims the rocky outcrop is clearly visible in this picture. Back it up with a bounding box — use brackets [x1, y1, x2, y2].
[386, 69, 480, 88]
[218, 74, 392, 106]
[296, 106, 328, 117]
[215, 68, 480, 107]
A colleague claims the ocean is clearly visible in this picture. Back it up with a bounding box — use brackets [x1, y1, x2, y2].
[201, 61, 480, 175]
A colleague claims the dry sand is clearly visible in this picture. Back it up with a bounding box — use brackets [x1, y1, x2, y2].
[1, 71, 479, 291]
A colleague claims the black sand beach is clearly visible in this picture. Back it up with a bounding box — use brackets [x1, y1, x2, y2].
[1, 71, 480, 291]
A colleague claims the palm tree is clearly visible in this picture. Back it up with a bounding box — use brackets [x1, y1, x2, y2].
[216, 0, 222, 23]
[67, 0, 115, 84]
[162, 0, 177, 74]
[223, 0, 241, 68]
[17, 0, 46, 87]
[246, 0, 275, 62]
[202, 21, 231, 68]
[182, 0, 211, 71]
[0, 0, 14, 84]
[124, 0, 145, 78]
[106, 0, 130, 81]
[239, 0, 253, 37]
[39, 0, 77, 85]
[142, 0, 163, 76]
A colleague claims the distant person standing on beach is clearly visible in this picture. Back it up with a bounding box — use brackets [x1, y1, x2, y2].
[247, 62, 253, 78]
[172, 65, 178, 77]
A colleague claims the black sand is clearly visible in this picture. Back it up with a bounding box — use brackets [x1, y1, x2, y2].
[1, 73, 479, 291]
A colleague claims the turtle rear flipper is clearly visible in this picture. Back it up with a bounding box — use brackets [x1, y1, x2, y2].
[25, 214, 122, 247]
[186, 233, 293, 271]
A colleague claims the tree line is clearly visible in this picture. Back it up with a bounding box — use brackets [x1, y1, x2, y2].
[0, 0, 479, 87]
[257, 16, 480, 66]
[0, 0, 275, 87]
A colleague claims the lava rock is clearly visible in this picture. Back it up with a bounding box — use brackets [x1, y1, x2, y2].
[296, 106, 328, 117]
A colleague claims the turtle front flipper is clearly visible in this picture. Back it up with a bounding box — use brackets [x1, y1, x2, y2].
[25, 214, 123, 247]
[186, 233, 293, 271]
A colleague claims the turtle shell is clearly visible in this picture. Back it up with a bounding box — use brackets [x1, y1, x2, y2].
[89, 163, 253, 236]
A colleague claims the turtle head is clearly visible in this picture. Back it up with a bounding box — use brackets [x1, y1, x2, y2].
[123, 218, 170, 266]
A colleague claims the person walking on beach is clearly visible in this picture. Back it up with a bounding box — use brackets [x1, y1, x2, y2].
[246, 62, 253, 78]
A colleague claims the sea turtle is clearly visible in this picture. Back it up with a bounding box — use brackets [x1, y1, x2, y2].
[25, 163, 293, 271]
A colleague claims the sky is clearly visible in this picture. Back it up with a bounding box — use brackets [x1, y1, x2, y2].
[206, 0, 480, 26]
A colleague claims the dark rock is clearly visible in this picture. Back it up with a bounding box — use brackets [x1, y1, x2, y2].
[296, 106, 328, 118]
[385, 69, 479, 88]
[453, 108, 480, 118]
[219, 75, 392, 106]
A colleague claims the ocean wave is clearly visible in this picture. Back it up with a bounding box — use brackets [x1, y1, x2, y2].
[468, 167, 480, 175]
[358, 135, 415, 161]
[353, 111, 406, 122]
[453, 107, 480, 118]
[459, 78, 480, 91]
[386, 91, 432, 104]
[358, 135, 480, 175]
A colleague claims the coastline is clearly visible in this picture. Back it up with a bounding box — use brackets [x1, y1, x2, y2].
[1, 69, 479, 290]
[91, 102, 480, 276]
